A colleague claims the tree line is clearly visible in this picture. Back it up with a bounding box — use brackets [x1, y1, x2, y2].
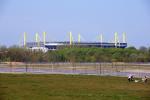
[0, 45, 150, 63]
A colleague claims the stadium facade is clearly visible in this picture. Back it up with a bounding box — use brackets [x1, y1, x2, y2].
[23, 32, 127, 52]
[26, 41, 127, 52]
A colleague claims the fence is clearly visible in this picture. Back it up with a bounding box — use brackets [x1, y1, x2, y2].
[0, 62, 150, 78]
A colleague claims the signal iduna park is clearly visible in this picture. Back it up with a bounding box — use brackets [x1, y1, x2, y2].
[23, 32, 127, 52]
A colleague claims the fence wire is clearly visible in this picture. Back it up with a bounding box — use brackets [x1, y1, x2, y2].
[0, 62, 150, 78]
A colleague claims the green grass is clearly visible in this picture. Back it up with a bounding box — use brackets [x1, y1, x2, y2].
[0, 74, 150, 100]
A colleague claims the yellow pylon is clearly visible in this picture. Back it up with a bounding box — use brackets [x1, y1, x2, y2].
[78, 33, 81, 43]
[35, 33, 40, 47]
[123, 32, 126, 43]
[23, 32, 26, 47]
[69, 32, 72, 45]
[43, 32, 46, 45]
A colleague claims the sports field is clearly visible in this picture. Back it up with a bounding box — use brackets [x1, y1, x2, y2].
[0, 74, 150, 100]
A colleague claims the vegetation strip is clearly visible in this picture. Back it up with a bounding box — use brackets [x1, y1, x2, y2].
[0, 74, 150, 100]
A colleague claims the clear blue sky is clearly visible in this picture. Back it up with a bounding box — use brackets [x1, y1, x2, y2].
[0, 0, 150, 48]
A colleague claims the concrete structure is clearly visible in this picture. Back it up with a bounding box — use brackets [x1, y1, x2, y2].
[23, 32, 127, 51]
[26, 41, 127, 51]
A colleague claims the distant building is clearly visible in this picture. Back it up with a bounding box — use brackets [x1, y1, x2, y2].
[25, 41, 127, 51]
[23, 32, 127, 52]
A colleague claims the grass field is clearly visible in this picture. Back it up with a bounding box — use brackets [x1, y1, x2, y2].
[0, 74, 150, 100]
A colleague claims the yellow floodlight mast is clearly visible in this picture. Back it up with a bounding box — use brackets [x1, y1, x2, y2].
[100, 34, 103, 43]
[23, 32, 26, 47]
[35, 33, 40, 47]
[123, 32, 126, 43]
[100, 34, 103, 47]
[114, 32, 118, 47]
[43, 32, 46, 45]
[69, 32, 72, 45]
[78, 33, 81, 43]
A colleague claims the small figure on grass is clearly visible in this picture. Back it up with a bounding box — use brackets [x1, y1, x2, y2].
[128, 74, 134, 82]
[142, 76, 148, 83]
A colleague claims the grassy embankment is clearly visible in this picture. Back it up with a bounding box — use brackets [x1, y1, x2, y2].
[0, 74, 150, 100]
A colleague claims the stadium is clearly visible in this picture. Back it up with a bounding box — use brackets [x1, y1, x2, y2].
[24, 32, 127, 51]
